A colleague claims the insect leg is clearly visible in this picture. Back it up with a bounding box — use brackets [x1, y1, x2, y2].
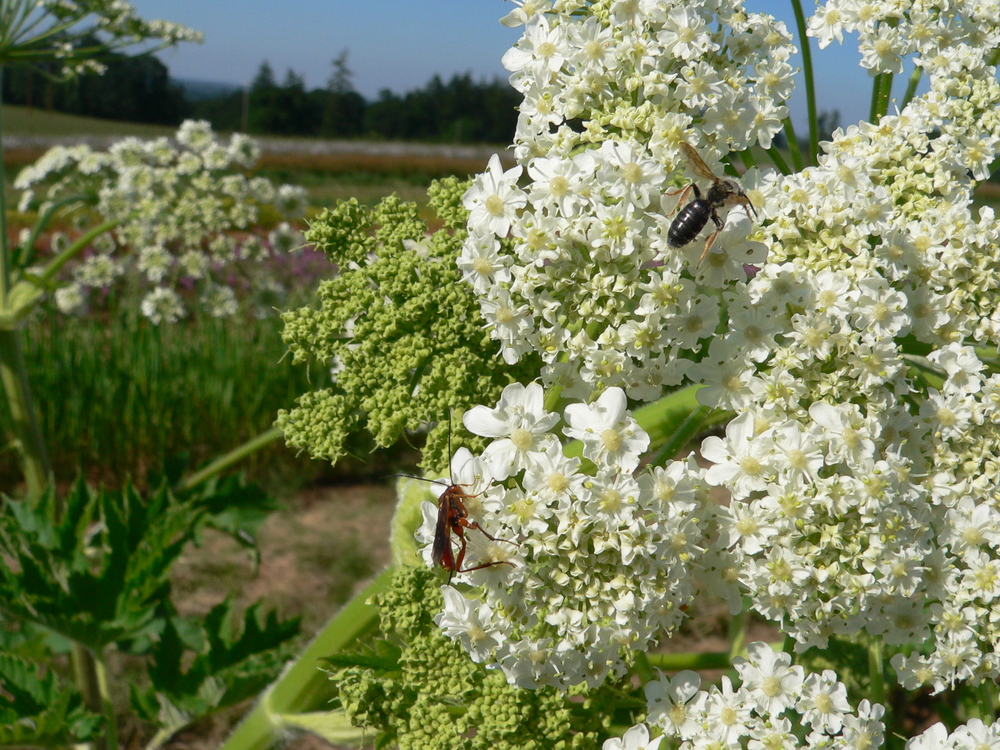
[457, 559, 515, 574]
[663, 183, 695, 216]
[452, 524, 469, 574]
[464, 519, 517, 546]
[696, 214, 726, 267]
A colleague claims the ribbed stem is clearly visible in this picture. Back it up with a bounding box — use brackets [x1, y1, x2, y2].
[900, 65, 921, 111]
[220, 568, 393, 750]
[0, 328, 52, 500]
[0, 67, 11, 302]
[176, 426, 283, 492]
[789, 0, 819, 165]
[72, 644, 115, 750]
[867, 635, 885, 706]
[780, 117, 804, 173]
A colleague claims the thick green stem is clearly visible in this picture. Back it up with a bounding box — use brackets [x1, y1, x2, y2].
[16, 193, 91, 268]
[176, 426, 283, 492]
[0, 67, 11, 302]
[728, 608, 748, 662]
[869, 72, 895, 123]
[220, 568, 393, 750]
[72, 644, 115, 750]
[0, 328, 51, 499]
[789, 0, 819, 165]
[647, 651, 733, 671]
[780, 117, 804, 173]
[631, 651, 656, 686]
[0, 78, 114, 750]
[646, 405, 711, 468]
[900, 65, 922, 111]
[0, 217, 122, 330]
[978, 680, 996, 720]
[40, 217, 120, 284]
[867, 635, 885, 707]
[737, 149, 758, 172]
[766, 145, 793, 176]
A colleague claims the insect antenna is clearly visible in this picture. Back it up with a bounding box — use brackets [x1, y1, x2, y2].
[382, 473, 451, 487]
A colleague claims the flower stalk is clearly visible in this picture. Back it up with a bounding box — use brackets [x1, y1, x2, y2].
[789, 0, 819, 165]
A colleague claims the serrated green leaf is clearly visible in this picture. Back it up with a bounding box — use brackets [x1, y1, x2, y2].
[134, 597, 300, 735]
[146, 615, 187, 697]
[204, 599, 301, 675]
[0, 482, 202, 650]
[0, 652, 101, 747]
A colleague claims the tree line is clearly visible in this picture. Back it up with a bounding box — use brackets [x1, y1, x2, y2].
[1, 49, 520, 144]
[1, 44, 189, 126]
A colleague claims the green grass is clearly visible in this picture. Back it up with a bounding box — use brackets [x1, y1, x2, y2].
[1, 104, 177, 138]
[1, 302, 333, 490]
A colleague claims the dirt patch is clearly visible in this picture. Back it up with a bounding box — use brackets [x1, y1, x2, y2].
[171, 483, 396, 631]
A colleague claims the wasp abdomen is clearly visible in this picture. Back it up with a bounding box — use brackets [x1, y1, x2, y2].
[668, 199, 713, 248]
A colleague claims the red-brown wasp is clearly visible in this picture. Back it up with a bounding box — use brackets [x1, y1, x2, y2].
[667, 143, 758, 267]
[394, 441, 516, 582]
[430, 477, 515, 581]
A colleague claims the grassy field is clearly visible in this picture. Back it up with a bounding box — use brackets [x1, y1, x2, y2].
[1, 104, 177, 137]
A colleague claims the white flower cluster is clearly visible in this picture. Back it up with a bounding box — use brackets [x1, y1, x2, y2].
[694, 22, 1000, 693]
[809, 0, 1000, 77]
[419, 383, 729, 689]
[905, 718, 1000, 750]
[609, 643, 885, 750]
[38, 0, 203, 76]
[457, 0, 1000, 701]
[502, 0, 796, 158]
[463, 0, 792, 400]
[15, 121, 308, 323]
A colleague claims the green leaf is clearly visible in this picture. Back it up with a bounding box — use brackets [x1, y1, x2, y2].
[178, 473, 281, 570]
[0, 481, 203, 650]
[132, 600, 300, 739]
[203, 599, 301, 675]
[0, 652, 101, 747]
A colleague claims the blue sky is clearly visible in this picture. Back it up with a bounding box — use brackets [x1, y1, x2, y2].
[134, 0, 922, 134]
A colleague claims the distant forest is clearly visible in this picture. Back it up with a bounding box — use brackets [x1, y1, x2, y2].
[1, 48, 520, 144]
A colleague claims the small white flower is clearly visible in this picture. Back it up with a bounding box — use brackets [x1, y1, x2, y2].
[796, 669, 851, 733]
[140, 287, 185, 325]
[457, 229, 512, 295]
[645, 670, 704, 738]
[463, 154, 526, 238]
[563, 387, 649, 473]
[733, 641, 804, 717]
[203, 284, 238, 318]
[463, 382, 559, 481]
[54, 283, 86, 314]
[434, 585, 505, 662]
[701, 412, 776, 497]
[602, 724, 663, 750]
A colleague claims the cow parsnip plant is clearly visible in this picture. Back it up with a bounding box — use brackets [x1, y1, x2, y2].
[230, 0, 1000, 749]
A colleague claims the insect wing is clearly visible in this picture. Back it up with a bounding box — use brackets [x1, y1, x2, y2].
[680, 142, 719, 183]
[431, 485, 461, 570]
[432, 493, 455, 569]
